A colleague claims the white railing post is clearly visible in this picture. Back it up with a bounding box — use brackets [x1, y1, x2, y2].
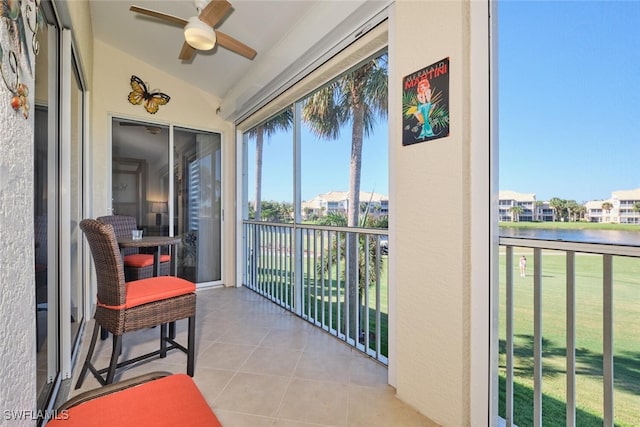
[603, 254, 614, 426]
[566, 251, 576, 427]
[533, 247, 542, 427]
[505, 245, 514, 427]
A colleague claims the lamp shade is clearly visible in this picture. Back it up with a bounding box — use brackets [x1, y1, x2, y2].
[151, 201, 168, 214]
[184, 16, 216, 50]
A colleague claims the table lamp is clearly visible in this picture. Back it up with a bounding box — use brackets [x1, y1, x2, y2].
[151, 201, 168, 226]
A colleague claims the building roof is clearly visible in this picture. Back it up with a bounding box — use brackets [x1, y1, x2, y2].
[302, 191, 388, 210]
[584, 199, 612, 209]
[612, 188, 640, 201]
[498, 190, 536, 202]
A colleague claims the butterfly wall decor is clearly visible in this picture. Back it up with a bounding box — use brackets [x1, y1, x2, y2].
[127, 75, 170, 114]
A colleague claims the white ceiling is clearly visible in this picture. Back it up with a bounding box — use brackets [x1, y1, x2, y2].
[90, 0, 315, 100]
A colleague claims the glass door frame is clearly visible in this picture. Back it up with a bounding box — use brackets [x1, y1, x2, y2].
[108, 117, 225, 288]
[36, 2, 88, 414]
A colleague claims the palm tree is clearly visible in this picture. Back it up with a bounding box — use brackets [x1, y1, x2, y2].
[534, 201, 544, 221]
[549, 197, 565, 222]
[632, 202, 640, 223]
[302, 53, 387, 339]
[509, 205, 524, 222]
[246, 108, 293, 220]
[565, 200, 580, 222]
[601, 202, 613, 212]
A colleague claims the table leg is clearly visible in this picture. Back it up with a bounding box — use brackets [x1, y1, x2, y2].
[153, 246, 160, 277]
[171, 243, 177, 276]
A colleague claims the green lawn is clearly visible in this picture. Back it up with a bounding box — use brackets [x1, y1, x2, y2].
[499, 248, 640, 426]
[251, 249, 390, 357]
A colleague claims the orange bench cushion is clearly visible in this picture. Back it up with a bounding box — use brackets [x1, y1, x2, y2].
[124, 276, 195, 309]
[124, 254, 171, 268]
[47, 374, 221, 427]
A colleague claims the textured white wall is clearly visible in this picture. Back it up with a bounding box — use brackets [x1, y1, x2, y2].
[0, 2, 37, 423]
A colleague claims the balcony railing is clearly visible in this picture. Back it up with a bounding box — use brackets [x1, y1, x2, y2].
[499, 237, 640, 427]
[243, 221, 389, 364]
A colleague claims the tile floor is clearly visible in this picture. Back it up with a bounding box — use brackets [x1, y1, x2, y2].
[71, 286, 438, 426]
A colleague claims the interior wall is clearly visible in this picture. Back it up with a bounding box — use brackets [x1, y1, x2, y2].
[0, 2, 37, 417]
[389, 1, 487, 425]
[90, 40, 236, 286]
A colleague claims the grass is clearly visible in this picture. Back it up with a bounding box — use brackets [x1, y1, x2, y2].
[499, 248, 640, 426]
[249, 251, 390, 357]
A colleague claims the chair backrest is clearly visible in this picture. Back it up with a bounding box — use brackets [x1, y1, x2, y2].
[97, 215, 139, 256]
[80, 219, 127, 308]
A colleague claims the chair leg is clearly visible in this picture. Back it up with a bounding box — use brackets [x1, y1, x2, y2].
[106, 335, 122, 385]
[75, 322, 100, 389]
[187, 314, 196, 376]
[160, 324, 167, 358]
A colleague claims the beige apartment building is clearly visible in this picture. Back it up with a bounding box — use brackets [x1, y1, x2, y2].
[585, 188, 640, 224]
[302, 191, 389, 220]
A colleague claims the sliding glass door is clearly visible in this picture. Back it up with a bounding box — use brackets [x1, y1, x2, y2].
[34, 7, 87, 413]
[111, 119, 222, 285]
[174, 127, 222, 283]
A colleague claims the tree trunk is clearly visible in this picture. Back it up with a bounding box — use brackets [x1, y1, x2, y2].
[255, 126, 264, 221]
[347, 102, 365, 341]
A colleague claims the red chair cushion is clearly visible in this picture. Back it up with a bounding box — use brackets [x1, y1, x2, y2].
[125, 276, 195, 309]
[47, 374, 221, 426]
[124, 254, 171, 268]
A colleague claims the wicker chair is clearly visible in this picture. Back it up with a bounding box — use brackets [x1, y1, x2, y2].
[96, 215, 171, 281]
[76, 219, 196, 388]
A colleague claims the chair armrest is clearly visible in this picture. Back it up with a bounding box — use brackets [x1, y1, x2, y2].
[58, 371, 172, 411]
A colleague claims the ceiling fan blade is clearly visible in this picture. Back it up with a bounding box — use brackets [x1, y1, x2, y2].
[179, 42, 197, 61]
[199, 0, 232, 27]
[215, 31, 257, 60]
[130, 5, 188, 27]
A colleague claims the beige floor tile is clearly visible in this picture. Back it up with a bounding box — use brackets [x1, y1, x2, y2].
[239, 345, 302, 377]
[347, 384, 439, 427]
[69, 287, 440, 427]
[191, 367, 236, 404]
[294, 350, 353, 384]
[276, 378, 348, 426]
[212, 409, 275, 427]
[349, 355, 388, 387]
[196, 341, 256, 371]
[213, 372, 290, 416]
[262, 327, 310, 350]
[217, 325, 271, 346]
[272, 419, 334, 427]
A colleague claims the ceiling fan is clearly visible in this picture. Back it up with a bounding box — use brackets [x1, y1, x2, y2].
[129, 0, 257, 61]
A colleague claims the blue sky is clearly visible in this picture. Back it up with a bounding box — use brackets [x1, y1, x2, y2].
[499, 0, 640, 203]
[251, 1, 640, 205]
[248, 120, 389, 203]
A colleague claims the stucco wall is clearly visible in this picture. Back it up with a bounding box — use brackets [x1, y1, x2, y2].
[390, 1, 476, 425]
[90, 40, 236, 287]
[0, 3, 37, 424]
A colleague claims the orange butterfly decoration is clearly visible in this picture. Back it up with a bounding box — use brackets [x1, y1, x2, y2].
[128, 75, 170, 114]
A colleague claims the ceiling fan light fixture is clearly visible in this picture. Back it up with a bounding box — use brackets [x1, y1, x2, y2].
[184, 16, 216, 50]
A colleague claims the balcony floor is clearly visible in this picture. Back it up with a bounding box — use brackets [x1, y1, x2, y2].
[71, 286, 438, 426]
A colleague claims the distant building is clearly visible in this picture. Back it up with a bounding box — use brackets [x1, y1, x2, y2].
[302, 191, 388, 220]
[498, 190, 537, 222]
[585, 188, 640, 224]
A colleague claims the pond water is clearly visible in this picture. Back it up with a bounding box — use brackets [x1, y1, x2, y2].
[499, 227, 640, 246]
